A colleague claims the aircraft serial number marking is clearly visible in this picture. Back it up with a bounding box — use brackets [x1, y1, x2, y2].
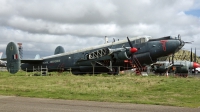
[50, 60, 60, 63]
[43, 61, 48, 64]
[43, 60, 60, 64]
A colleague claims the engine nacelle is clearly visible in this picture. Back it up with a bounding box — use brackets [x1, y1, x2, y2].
[113, 51, 130, 60]
[108, 48, 131, 60]
[175, 66, 188, 73]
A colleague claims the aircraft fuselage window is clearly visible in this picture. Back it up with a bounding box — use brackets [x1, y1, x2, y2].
[135, 39, 141, 44]
[132, 41, 135, 44]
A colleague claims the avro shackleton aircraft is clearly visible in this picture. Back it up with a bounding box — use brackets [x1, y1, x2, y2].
[6, 35, 185, 75]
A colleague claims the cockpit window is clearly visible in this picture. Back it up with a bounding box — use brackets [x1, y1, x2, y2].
[132, 37, 147, 44]
[140, 38, 146, 43]
[135, 39, 141, 44]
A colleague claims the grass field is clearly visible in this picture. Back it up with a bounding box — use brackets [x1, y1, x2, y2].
[0, 71, 200, 108]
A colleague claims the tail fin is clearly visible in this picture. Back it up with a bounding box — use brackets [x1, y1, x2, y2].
[54, 46, 65, 55]
[6, 42, 21, 74]
[0, 52, 2, 59]
[34, 54, 40, 59]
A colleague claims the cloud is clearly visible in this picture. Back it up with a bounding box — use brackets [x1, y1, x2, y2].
[189, 0, 200, 10]
[0, 0, 200, 58]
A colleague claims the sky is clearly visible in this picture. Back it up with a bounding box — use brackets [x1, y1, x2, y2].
[0, 0, 200, 59]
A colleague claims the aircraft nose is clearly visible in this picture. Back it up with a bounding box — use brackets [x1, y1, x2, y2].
[148, 37, 186, 61]
[193, 62, 200, 68]
[178, 40, 185, 50]
[172, 39, 185, 53]
[165, 39, 182, 53]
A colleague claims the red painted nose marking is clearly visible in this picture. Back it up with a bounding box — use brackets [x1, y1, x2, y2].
[160, 40, 168, 51]
[130, 47, 137, 53]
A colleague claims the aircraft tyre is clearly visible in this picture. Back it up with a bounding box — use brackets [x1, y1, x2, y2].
[176, 73, 188, 78]
[195, 70, 198, 74]
[108, 67, 119, 75]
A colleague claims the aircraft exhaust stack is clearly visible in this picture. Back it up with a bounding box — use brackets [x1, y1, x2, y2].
[17, 43, 23, 59]
[105, 36, 108, 44]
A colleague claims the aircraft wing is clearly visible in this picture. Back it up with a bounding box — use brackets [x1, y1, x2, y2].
[172, 64, 184, 67]
[1, 58, 43, 64]
[0, 64, 6, 67]
[0, 58, 7, 61]
[76, 46, 138, 66]
[151, 63, 164, 65]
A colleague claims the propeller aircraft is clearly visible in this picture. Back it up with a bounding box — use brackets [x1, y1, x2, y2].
[6, 35, 185, 75]
[0, 52, 7, 67]
[151, 48, 200, 77]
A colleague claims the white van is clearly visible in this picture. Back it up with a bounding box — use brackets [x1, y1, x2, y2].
[192, 67, 200, 74]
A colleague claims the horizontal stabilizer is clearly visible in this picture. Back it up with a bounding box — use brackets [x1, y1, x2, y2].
[0, 52, 3, 59]
[34, 54, 40, 59]
[21, 59, 43, 64]
[18, 54, 42, 64]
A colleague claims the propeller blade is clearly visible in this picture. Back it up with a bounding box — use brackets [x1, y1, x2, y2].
[126, 36, 138, 71]
[127, 37, 133, 48]
[194, 48, 197, 73]
[127, 36, 137, 53]
[172, 54, 174, 64]
[184, 42, 193, 44]
[195, 48, 196, 62]
[191, 48, 193, 62]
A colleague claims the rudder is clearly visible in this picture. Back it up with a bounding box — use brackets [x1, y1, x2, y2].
[6, 42, 21, 74]
[54, 46, 65, 55]
[0, 52, 3, 59]
[34, 54, 40, 59]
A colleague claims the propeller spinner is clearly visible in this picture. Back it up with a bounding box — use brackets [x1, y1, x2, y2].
[193, 62, 200, 68]
[127, 37, 138, 53]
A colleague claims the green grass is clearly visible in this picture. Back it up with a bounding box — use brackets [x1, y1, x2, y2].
[0, 71, 200, 108]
